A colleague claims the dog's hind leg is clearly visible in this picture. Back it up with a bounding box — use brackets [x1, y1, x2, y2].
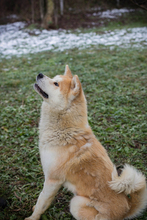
[24, 179, 62, 220]
[70, 196, 98, 220]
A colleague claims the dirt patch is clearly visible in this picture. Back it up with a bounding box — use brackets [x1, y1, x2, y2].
[56, 12, 104, 29]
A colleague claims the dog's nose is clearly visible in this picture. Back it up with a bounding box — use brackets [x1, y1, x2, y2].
[37, 73, 44, 80]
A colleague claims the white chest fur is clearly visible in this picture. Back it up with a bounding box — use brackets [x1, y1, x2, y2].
[40, 148, 77, 195]
[40, 148, 59, 178]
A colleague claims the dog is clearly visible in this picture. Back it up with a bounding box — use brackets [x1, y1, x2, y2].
[25, 65, 147, 220]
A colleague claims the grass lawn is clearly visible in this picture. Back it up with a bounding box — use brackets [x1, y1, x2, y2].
[0, 45, 147, 220]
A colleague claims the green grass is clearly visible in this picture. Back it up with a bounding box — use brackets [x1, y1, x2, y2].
[0, 46, 147, 220]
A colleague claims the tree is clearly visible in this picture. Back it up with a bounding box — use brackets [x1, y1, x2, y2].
[130, 0, 147, 10]
[60, 0, 64, 15]
[40, 0, 44, 22]
[43, 0, 54, 28]
[31, 0, 35, 23]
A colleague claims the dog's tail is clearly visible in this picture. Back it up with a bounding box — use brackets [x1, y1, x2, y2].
[109, 164, 147, 219]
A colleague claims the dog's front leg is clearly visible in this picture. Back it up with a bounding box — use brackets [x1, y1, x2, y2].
[25, 178, 62, 220]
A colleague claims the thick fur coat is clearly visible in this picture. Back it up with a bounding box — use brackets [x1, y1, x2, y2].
[25, 66, 147, 220]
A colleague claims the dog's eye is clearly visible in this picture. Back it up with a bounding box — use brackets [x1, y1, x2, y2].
[54, 82, 59, 87]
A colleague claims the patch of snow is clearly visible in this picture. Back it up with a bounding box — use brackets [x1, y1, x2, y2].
[0, 21, 26, 33]
[91, 8, 135, 18]
[89, 7, 102, 12]
[6, 14, 20, 19]
[0, 21, 147, 59]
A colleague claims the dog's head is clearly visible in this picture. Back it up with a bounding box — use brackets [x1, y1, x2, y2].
[34, 65, 86, 111]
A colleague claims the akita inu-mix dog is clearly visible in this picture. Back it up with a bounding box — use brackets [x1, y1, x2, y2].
[25, 66, 147, 220]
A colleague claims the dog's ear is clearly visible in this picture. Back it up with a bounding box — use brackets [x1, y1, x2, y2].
[64, 65, 73, 78]
[70, 75, 81, 98]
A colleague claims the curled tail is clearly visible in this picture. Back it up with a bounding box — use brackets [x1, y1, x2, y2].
[109, 164, 147, 219]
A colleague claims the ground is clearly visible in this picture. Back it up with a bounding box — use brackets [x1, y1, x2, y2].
[0, 7, 147, 220]
[0, 8, 147, 59]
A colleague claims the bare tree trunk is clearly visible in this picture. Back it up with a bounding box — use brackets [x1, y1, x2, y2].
[116, 0, 120, 7]
[40, 0, 44, 22]
[31, 0, 35, 23]
[54, 0, 58, 27]
[60, 0, 64, 16]
[43, 0, 54, 28]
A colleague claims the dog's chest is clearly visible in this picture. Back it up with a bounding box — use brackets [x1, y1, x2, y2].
[40, 149, 59, 178]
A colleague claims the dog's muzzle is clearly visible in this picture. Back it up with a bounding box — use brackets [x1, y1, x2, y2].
[37, 73, 44, 80]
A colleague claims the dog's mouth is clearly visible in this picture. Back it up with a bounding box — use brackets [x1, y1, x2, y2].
[34, 83, 48, 99]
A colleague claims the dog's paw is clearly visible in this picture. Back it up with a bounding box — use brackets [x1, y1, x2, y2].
[24, 217, 33, 220]
[24, 214, 40, 220]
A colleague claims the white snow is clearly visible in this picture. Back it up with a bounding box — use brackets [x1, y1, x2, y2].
[0, 20, 147, 59]
[6, 14, 20, 19]
[92, 8, 135, 18]
[0, 21, 26, 33]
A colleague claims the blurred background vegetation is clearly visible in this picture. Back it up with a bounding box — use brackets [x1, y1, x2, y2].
[0, 0, 147, 29]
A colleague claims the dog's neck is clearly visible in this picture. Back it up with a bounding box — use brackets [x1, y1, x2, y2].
[39, 101, 89, 147]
